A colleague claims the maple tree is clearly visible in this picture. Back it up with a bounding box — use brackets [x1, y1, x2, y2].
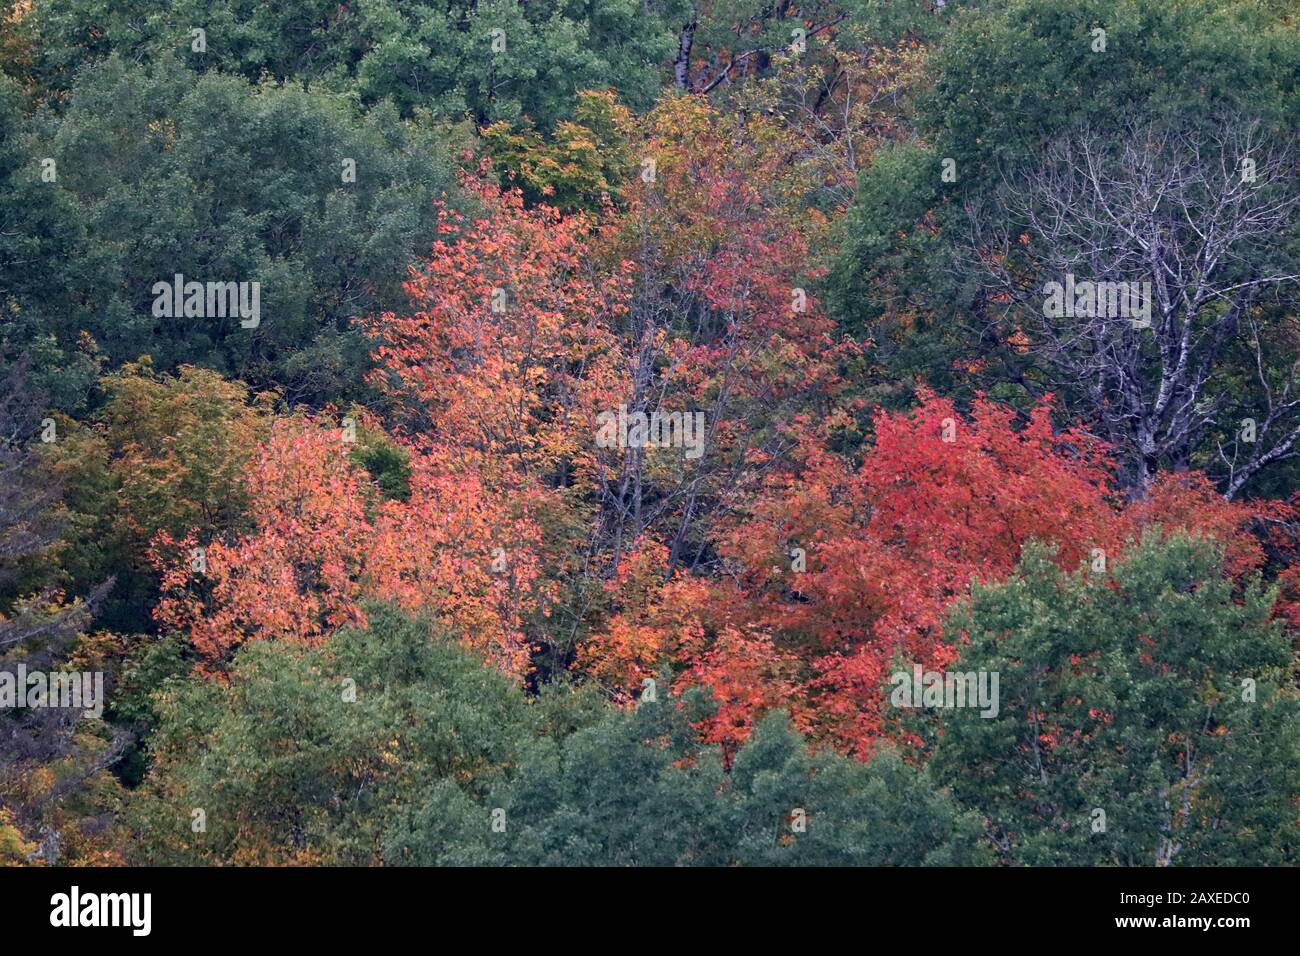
[365, 169, 633, 485]
[585, 390, 1269, 757]
[153, 412, 548, 679]
[583, 96, 853, 579]
[359, 114, 857, 678]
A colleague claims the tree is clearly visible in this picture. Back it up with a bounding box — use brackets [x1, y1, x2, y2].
[365, 171, 631, 482]
[0, 356, 106, 654]
[676, 390, 1126, 756]
[928, 534, 1300, 865]
[6, 56, 459, 405]
[129, 605, 533, 865]
[366, 130, 850, 678]
[827, 0, 1300, 457]
[0, 355, 119, 864]
[22, 0, 686, 129]
[923, 0, 1300, 174]
[387, 695, 990, 866]
[587, 94, 850, 583]
[0, 73, 102, 410]
[587, 391, 1266, 759]
[133, 601, 989, 866]
[152, 411, 548, 679]
[480, 90, 635, 213]
[43, 360, 273, 633]
[670, 0, 921, 97]
[967, 113, 1300, 495]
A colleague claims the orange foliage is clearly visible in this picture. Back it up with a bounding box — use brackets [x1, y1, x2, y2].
[365, 169, 633, 484]
[154, 414, 548, 679]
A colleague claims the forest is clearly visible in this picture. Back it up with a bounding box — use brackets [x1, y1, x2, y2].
[1, 0, 1299, 867]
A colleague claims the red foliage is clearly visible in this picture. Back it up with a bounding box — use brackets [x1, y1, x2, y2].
[588, 390, 1270, 757]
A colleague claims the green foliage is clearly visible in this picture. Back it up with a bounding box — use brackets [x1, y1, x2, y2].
[23, 0, 685, 128]
[924, 0, 1300, 172]
[40, 361, 272, 633]
[0, 74, 103, 409]
[827, 0, 1300, 414]
[348, 430, 412, 503]
[131, 608, 987, 866]
[3, 56, 459, 405]
[482, 90, 634, 212]
[129, 605, 532, 864]
[391, 686, 990, 866]
[927, 534, 1300, 866]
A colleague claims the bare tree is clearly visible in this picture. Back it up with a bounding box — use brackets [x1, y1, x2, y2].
[966, 113, 1300, 497]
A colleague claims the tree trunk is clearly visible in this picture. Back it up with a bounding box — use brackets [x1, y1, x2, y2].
[674, 22, 695, 90]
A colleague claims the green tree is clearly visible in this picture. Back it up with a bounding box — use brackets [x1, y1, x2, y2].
[23, 0, 686, 129]
[481, 90, 634, 212]
[388, 688, 990, 866]
[129, 605, 532, 865]
[825, 0, 1300, 471]
[0, 74, 102, 410]
[4, 56, 460, 405]
[42, 360, 274, 633]
[132, 604, 988, 866]
[926, 534, 1300, 866]
[924, 0, 1300, 174]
